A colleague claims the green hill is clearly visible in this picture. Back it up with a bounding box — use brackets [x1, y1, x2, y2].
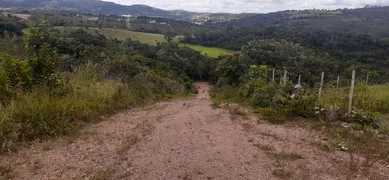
[0, 0, 174, 17]
[0, 0, 246, 23]
[216, 6, 389, 37]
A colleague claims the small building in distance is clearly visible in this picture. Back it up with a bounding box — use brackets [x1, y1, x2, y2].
[1, 12, 30, 20]
[149, 19, 156, 24]
[1, 12, 10, 17]
[122, 15, 133, 18]
[87, 17, 99, 21]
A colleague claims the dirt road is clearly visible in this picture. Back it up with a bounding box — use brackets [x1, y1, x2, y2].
[1, 82, 388, 180]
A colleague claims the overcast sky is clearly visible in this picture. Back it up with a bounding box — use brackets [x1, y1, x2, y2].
[103, 0, 389, 13]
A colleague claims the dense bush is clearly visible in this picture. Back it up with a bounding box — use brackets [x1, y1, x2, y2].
[213, 64, 318, 123]
[0, 16, 27, 37]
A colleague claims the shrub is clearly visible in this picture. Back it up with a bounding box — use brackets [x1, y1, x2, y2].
[0, 53, 31, 89]
[210, 86, 241, 104]
[0, 113, 19, 152]
[28, 44, 60, 87]
[257, 88, 317, 123]
[288, 90, 317, 118]
[0, 68, 11, 104]
[0, 53, 31, 104]
[256, 107, 288, 124]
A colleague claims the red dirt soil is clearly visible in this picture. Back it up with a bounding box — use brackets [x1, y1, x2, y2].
[0, 82, 388, 180]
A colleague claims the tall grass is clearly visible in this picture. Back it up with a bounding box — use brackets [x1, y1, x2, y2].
[212, 82, 389, 126]
[210, 86, 242, 105]
[0, 63, 186, 152]
[320, 83, 389, 115]
[354, 84, 389, 114]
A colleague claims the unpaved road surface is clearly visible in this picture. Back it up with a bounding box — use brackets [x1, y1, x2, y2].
[1, 82, 388, 180]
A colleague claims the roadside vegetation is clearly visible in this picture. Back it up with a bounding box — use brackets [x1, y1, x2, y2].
[0, 21, 216, 152]
[1, 7, 389, 177]
[210, 39, 389, 178]
[210, 39, 388, 126]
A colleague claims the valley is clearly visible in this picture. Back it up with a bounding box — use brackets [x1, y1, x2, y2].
[1, 2, 389, 180]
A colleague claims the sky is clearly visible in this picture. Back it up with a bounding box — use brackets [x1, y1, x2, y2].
[104, 0, 389, 13]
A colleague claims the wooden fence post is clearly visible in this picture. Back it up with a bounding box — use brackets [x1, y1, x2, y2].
[298, 75, 301, 85]
[348, 70, 356, 117]
[272, 68, 275, 83]
[337, 75, 340, 88]
[283, 68, 287, 85]
[280, 76, 282, 84]
[319, 72, 324, 97]
[366, 74, 369, 85]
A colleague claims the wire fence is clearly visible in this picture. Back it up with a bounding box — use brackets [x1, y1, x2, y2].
[269, 67, 374, 117]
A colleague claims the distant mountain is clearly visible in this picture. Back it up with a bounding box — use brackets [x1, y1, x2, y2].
[0, 0, 175, 17]
[215, 6, 389, 37]
[0, 0, 247, 23]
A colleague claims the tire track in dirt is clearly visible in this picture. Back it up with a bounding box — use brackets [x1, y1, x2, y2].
[0, 82, 388, 180]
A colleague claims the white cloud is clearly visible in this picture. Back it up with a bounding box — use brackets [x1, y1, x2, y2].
[104, 0, 389, 13]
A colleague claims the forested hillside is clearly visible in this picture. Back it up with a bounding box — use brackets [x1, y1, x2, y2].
[215, 6, 389, 37]
[25, 9, 206, 35]
[0, 0, 173, 17]
[182, 7, 389, 82]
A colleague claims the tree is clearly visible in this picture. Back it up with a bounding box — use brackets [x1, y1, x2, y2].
[24, 22, 60, 87]
[163, 31, 175, 42]
[24, 22, 57, 50]
[216, 53, 250, 85]
[0, 16, 27, 37]
[240, 39, 335, 85]
[0, 53, 31, 89]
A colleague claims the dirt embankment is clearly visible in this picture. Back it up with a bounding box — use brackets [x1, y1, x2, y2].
[0, 82, 388, 180]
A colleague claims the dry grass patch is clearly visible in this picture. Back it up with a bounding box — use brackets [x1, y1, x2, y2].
[272, 168, 293, 179]
[116, 135, 140, 155]
[0, 165, 14, 180]
[29, 159, 43, 175]
[266, 151, 305, 179]
[116, 121, 155, 155]
[312, 140, 332, 152]
[253, 143, 276, 152]
[91, 168, 116, 180]
[268, 151, 304, 161]
[227, 105, 250, 123]
[341, 131, 389, 179]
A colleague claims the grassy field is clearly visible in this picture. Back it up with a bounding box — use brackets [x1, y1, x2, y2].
[54, 27, 167, 45]
[53, 27, 232, 57]
[179, 43, 234, 58]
